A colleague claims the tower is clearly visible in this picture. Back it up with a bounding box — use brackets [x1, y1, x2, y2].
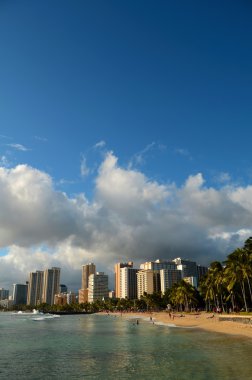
[114, 262, 133, 298]
[27, 271, 44, 305]
[12, 283, 28, 305]
[79, 263, 96, 303]
[88, 272, 109, 302]
[42, 267, 61, 305]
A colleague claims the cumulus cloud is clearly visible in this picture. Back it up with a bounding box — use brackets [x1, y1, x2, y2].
[1, 153, 252, 290]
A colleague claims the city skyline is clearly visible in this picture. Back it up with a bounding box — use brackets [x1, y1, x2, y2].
[1, 1, 252, 290]
[0, 257, 208, 300]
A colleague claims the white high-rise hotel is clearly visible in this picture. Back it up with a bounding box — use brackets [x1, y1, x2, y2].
[88, 272, 109, 303]
[120, 267, 138, 299]
[115, 260, 186, 299]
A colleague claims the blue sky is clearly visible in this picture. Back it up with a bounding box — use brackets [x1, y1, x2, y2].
[1, 0, 252, 190]
[1, 1, 252, 289]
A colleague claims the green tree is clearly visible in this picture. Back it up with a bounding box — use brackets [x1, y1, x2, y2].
[224, 248, 251, 312]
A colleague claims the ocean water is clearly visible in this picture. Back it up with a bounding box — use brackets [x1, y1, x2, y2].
[0, 313, 252, 380]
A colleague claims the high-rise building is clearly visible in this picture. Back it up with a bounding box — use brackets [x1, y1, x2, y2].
[59, 284, 68, 293]
[109, 290, 115, 299]
[197, 265, 208, 282]
[140, 259, 177, 271]
[27, 271, 44, 305]
[0, 288, 9, 300]
[79, 288, 89, 304]
[114, 261, 133, 298]
[173, 258, 198, 278]
[88, 272, 109, 302]
[79, 263, 96, 303]
[42, 267, 61, 305]
[183, 276, 198, 287]
[12, 283, 28, 305]
[137, 270, 155, 299]
[160, 268, 182, 293]
[120, 267, 138, 299]
[82, 263, 96, 290]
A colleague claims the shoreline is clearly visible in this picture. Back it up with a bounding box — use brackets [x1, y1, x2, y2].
[100, 311, 252, 339]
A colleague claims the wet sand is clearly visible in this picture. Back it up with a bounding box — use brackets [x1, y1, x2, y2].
[101, 311, 252, 338]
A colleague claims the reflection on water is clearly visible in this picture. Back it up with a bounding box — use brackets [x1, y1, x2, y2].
[0, 313, 252, 379]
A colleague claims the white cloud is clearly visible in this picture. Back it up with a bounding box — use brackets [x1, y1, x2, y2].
[128, 142, 157, 169]
[0, 155, 10, 167]
[214, 172, 231, 183]
[7, 143, 29, 151]
[175, 148, 192, 160]
[93, 140, 106, 149]
[80, 155, 90, 177]
[1, 153, 252, 290]
[0, 134, 12, 139]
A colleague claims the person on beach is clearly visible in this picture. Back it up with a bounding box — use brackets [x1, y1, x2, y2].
[207, 314, 215, 319]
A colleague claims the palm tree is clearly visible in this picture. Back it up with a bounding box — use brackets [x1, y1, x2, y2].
[170, 280, 197, 312]
[200, 261, 225, 311]
[242, 239, 252, 303]
[224, 248, 251, 312]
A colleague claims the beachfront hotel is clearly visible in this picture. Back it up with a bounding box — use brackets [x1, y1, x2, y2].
[42, 267, 61, 305]
[137, 269, 156, 299]
[12, 283, 28, 305]
[79, 263, 96, 303]
[135, 259, 208, 299]
[27, 270, 44, 305]
[0, 288, 9, 301]
[26, 267, 61, 306]
[114, 261, 133, 298]
[120, 267, 138, 300]
[160, 268, 182, 293]
[78, 263, 109, 303]
[88, 272, 109, 302]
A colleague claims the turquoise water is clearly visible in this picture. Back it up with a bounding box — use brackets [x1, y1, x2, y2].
[0, 313, 252, 380]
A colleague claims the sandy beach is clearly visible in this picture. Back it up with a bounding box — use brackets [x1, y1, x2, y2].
[103, 311, 252, 339]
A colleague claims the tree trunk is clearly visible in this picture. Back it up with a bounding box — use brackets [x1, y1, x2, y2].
[241, 280, 248, 312]
[246, 276, 252, 304]
[220, 293, 225, 312]
[231, 293, 235, 311]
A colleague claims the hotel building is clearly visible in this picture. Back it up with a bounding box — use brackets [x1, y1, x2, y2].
[0, 288, 9, 301]
[160, 268, 182, 293]
[27, 270, 44, 305]
[114, 261, 133, 298]
[79, 263, 96, 303]
[88, 272, 109, 302]
[12, 283, 28, 305]
[120, 267, 138, 299]
[54, 291, 76, 305]
[137, 269, 159, 299]
[173, 258, 198, 278]
[42, 267, 61, 305]
[140, 259, 177, 271]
